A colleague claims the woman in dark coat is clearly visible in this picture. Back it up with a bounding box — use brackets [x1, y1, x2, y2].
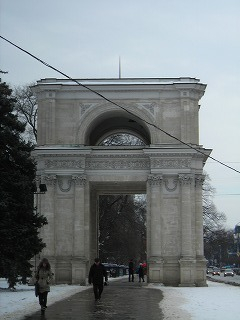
[138, 263, 145, 282]
[36, 258, 53, 313]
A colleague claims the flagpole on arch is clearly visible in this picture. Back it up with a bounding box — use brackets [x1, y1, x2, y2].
[119, 56, 121, 79]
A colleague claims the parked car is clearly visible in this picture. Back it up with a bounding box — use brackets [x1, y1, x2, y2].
[211, 269, 220, 276]
[233, 268, 240, 275]
[224, 269, 234, 277]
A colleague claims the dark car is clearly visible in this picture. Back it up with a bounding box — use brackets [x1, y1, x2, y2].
[224, 269, 234, 277]
[211, 269, 220, 276]
[206, 267, 214, 274]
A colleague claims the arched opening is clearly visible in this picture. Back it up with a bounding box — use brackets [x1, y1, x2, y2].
[87, 114, 151, 146]
[99, 133, 146, 146]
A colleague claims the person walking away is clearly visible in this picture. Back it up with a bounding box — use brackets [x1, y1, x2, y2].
[138, 263, 145, 282]
[88, 258, 108, 301]
[36, 258, 53, 314]
[128, 259, 134, 282]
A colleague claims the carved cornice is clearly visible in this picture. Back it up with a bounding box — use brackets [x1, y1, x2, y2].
[148, 174, 163, 186]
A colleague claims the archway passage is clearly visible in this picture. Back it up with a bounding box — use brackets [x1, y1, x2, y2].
[33, 77, 211, 286]
[98, 194, 147, 265]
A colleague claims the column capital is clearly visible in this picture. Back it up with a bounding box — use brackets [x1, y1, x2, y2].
[179, 174, 194, 185]
[42, 175, 57, 186]
[72, 174, 87, 187]
[147, 174, 163, 186]
[195, 174, 205, 187]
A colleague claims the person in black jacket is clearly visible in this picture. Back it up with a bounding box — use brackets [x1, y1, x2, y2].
[128, 259, 134, 282]
[88, 258, 108, 301]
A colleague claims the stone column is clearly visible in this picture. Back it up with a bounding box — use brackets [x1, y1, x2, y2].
[147, 174, 164, 283]
[179, 174, 196, 286]
[71, 175, 87, 284]
[195, 174, 207, 286]
[179, 174, 194, 257]
[41, 175, 57, 282]
[195, 174, 205, 257]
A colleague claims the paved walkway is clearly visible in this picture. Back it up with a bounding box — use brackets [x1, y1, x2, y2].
[23, 278, 163, 319]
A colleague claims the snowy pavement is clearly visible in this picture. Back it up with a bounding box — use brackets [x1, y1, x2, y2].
[1, 278, 239, 320]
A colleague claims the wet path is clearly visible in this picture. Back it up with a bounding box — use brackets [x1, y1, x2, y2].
[23, 278, 163, 319]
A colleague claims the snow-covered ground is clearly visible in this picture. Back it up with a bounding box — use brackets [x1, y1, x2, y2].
[0, 278, 239, 320]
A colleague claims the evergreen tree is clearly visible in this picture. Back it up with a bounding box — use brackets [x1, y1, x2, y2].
[0, 80, 47, 288]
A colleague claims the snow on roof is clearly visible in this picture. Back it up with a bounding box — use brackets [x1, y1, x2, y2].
[36, 77, 202, 86]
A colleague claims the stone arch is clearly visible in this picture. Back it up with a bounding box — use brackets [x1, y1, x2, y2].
[75, 102, 153, 145]
[33, 78, 211, 287]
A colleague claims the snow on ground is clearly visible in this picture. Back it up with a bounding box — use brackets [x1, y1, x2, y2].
[156, 281, 240, 320]
[1, 278, 239, 320]
[0, 279, 89, 320]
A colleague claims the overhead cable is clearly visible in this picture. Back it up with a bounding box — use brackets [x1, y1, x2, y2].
[1, 35, 240, 175]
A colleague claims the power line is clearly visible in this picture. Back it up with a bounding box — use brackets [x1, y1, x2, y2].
[1, 35, 240, 175]
[215, 194, 240, 196]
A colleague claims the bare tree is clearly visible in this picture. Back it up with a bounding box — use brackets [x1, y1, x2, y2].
[202, 173, 226, 234]
[99, 194, 146, 264]
[13, 83, 37, 143]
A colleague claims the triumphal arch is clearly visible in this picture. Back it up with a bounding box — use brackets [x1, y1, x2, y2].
[33, 77, 211, 286]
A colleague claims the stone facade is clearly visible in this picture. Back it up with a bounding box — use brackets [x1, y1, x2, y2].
[32, 78, 211, 286]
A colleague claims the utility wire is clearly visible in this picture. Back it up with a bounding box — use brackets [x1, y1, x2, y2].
[1, 35, 240, 175]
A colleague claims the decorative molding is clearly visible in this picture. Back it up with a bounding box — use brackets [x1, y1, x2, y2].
[42, 175, 57, 186]
[178, 174, 194, 185]
[45, 159, 84, 169]
[195, 174, 205, 187]
[80, 103, 96, 116]
[148, 174, 163, 186]
[164, 176, 178, 192]
[86, 158, 149, 170]
[58, 177, 72, 192]
[141, 102, 156, 115]
[72, 175, 87, 186]
[151, 158, 191, 169]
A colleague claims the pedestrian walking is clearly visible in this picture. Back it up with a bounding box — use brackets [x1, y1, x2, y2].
[128, 259, 134, 282]
[35, 258, 53, 314]
[88, 258, 108, 301]
[138, 263, 145, 282]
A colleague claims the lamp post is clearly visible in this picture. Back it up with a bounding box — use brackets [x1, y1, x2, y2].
[34, 183, 47, 270]
[234, 223, 240, 268]
[219, 245, 222, 267]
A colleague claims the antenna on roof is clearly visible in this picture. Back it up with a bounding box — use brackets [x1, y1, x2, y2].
[118, 56, 121, 79]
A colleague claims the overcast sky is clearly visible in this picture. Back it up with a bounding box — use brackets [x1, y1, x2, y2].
[1, 0, 240, 229]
